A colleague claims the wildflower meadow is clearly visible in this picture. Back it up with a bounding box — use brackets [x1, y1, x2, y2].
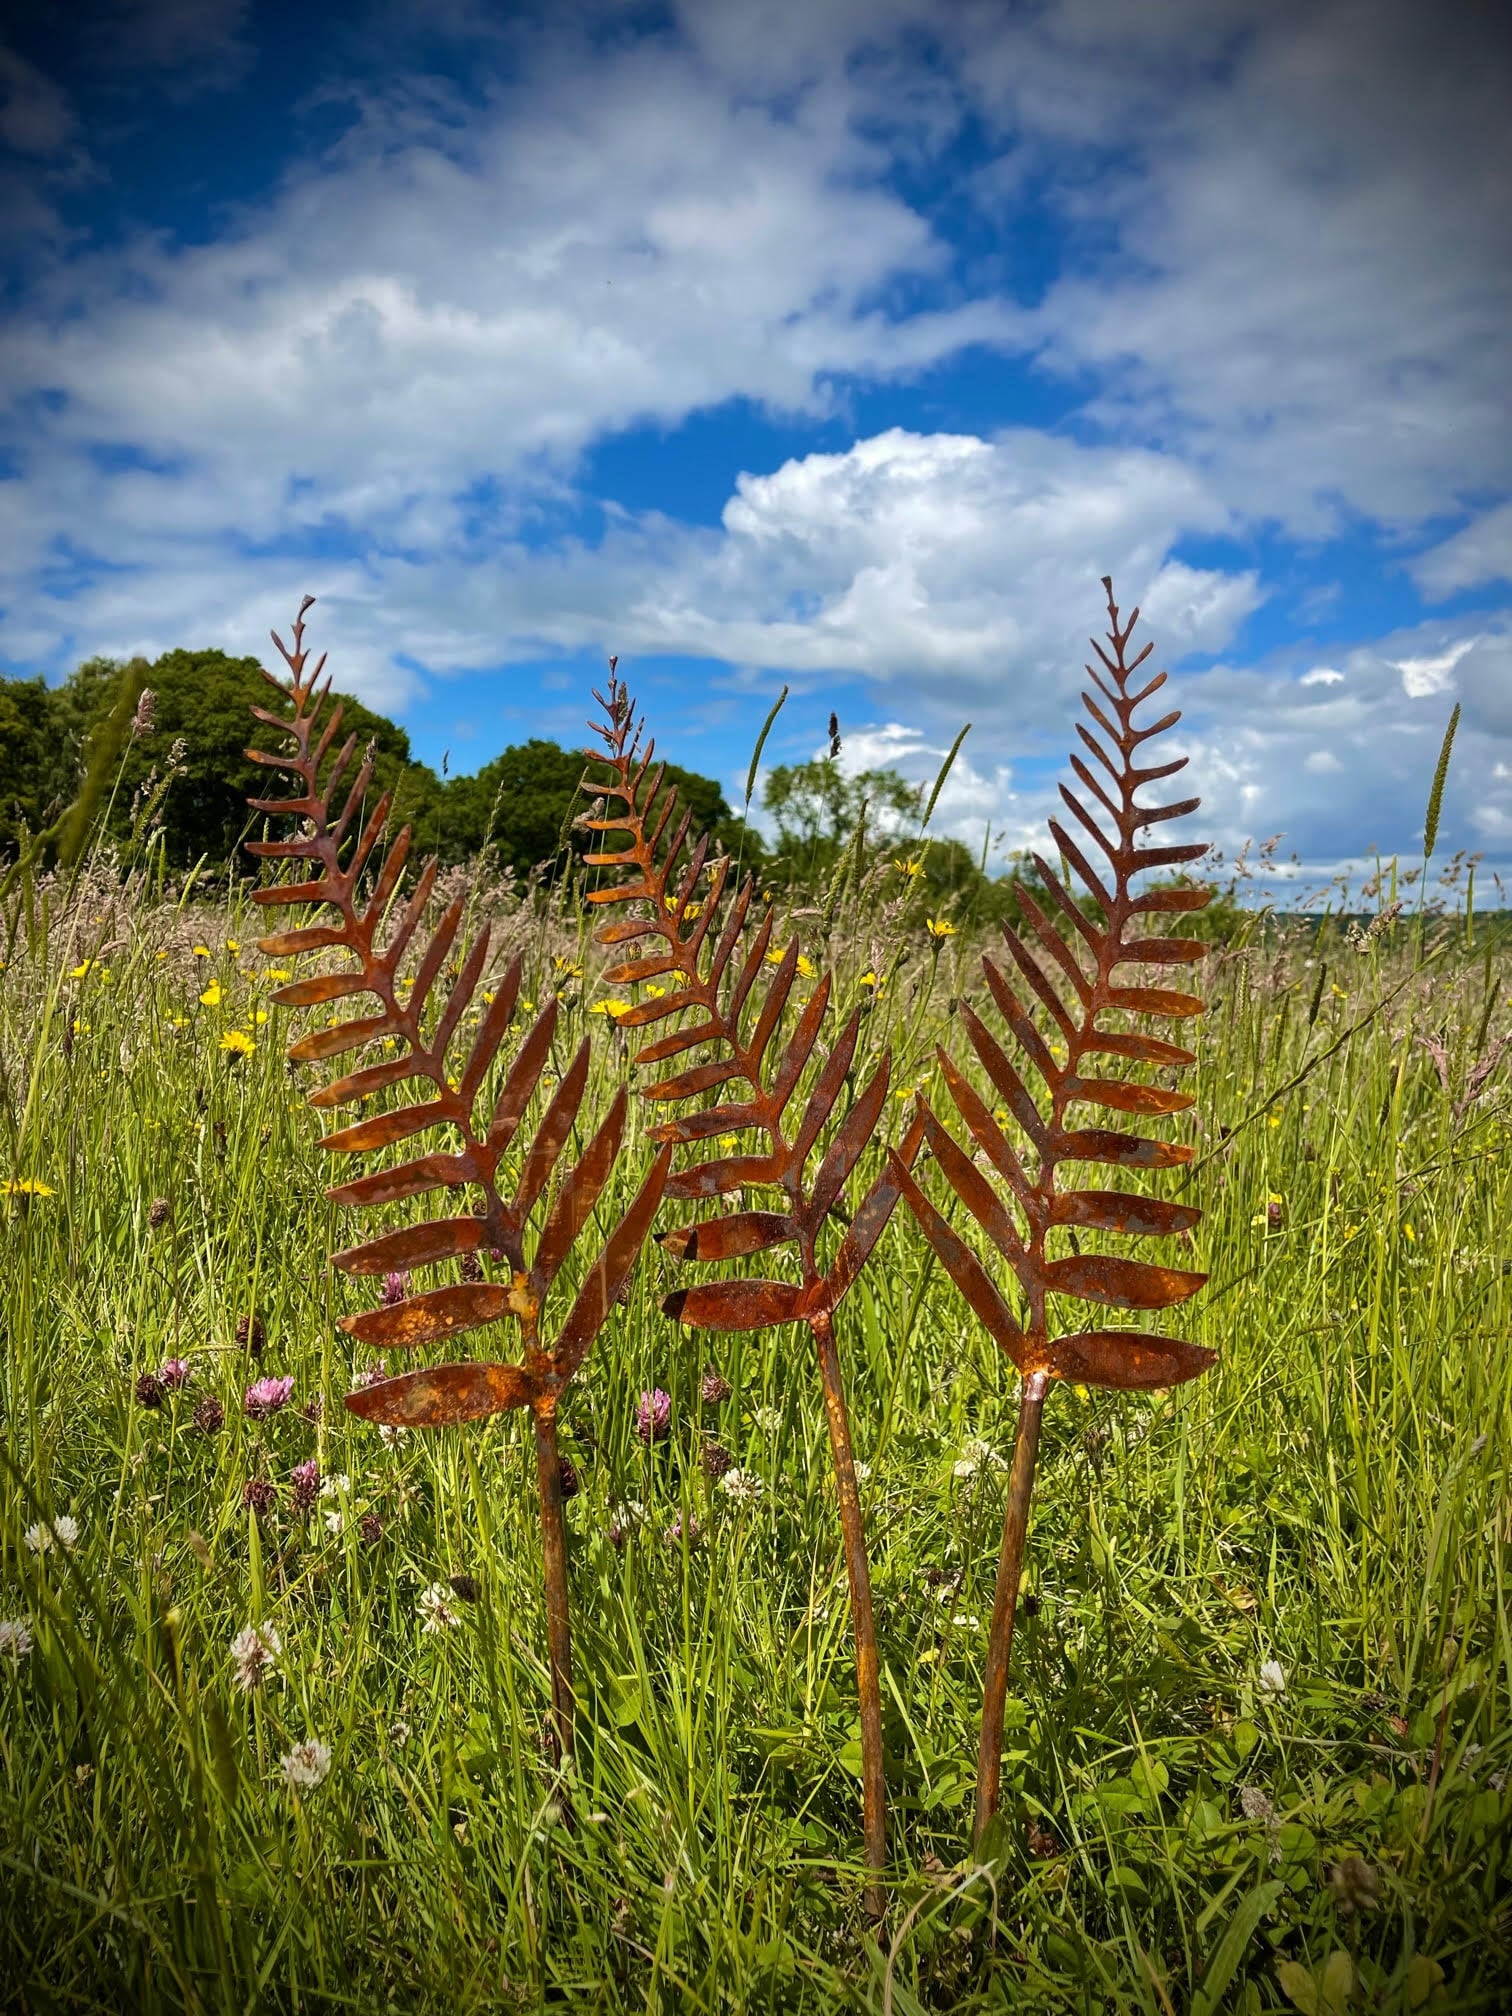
[1, 682, 1509, 2014]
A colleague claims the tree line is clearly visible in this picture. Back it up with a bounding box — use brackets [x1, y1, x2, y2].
[0, 644, 1229, 932]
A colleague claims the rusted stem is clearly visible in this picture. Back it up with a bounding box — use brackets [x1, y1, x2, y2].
[532, 1402, 575, 1770]
[974, 1369, 1049, 1849]
[810, 1306, 886, 1918]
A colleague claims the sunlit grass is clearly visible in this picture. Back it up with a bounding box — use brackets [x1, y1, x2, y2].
[1, 862, 1508, 2012]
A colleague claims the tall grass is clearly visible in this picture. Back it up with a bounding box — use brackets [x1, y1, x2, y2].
[1, 853, 1508, 2012]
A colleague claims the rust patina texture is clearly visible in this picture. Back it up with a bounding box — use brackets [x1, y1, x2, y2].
[891, 578, 1216, 1846]
[581, 669, 921, 1915]
[245, 598, 669, 1768]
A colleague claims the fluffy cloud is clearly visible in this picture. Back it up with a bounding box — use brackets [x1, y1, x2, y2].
[0, 0, 1507, 885]
[961, 0, 1512, 534]
[1410, 502, 1512, 600]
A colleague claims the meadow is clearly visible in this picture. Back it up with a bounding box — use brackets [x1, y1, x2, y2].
[1, 827, 1509, 2011]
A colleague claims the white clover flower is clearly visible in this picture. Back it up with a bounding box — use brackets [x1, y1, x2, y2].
[0, 1618, 34, 1663]
[379, 1424, 409, 1449]
[951, 1613, 982, 1630]
[323, 1510, 344, 1535]
[419, 1582, 459, 1633]
[24, 1514, 80, 1554]
[953, 1438, 1004, 1480]
[1259, 1659, 1288, 1697]
[718, 1468, 764, 1504]
[318, 1474, 351, 1499]
[279, 1739, 332, 1791]
[229, 1621, 281, 1691]
[852, 1461, 872, 1484]
[752, 1405, 782, 1435]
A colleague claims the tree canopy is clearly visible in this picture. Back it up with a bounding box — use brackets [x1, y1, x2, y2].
[0, 646, 754, 884]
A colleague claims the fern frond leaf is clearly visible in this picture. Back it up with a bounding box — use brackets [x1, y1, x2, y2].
[534, 1090, 627, 1290]
[345, 1361, 537, 1426]
[662, 1279, 804, 1332]
[889, 1152, 1026, 1365]
[1050, 1330, 1214, 1391]
[935, 1048, 1037, 1217]
[656, 1211, 795, 1262]
[332, 1216, 488, 1276]
[553, 1145, 673, 1381]
[1042, 1254, 1206, 1311]
[511, 1041, 591, 1223]
[917, 1101, 1030, 1280]
[1049, 1191, 1201, 1239]
[337, 1281, 514, 1348]
[326, 1151, 474, 1210]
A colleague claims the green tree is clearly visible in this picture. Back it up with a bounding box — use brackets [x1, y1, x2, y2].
[763, 759, 920, 886]
[49, 648, 432, 871]
[444, 738, 759, 881]
[0, 675, 62, 850]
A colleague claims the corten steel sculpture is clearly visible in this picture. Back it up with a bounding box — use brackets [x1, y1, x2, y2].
[890, 578, 1215, 1847]
[244, 598, 669, 1766]
[581, 669, 922, 1915]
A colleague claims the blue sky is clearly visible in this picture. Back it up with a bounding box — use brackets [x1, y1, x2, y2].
[1, 0, 1509, 897]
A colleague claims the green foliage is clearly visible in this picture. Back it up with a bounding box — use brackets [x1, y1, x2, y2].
[1, 653, 752, 886]
[0, 875, 1506, 2010]
[764, 756, 920, 884]
[0, 675, 60, 847]
[445, 736, 757, 882]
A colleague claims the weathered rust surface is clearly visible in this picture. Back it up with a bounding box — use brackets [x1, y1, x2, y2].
[900, 577, 1214, 1394]
[245, 599, 674, 1766]
[581, 666, 919, 1914]
[892, 577, 1217, 1850]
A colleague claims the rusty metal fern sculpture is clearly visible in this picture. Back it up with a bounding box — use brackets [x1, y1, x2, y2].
[244, 597, 669, 1765]
[581, 667, 922, 1912]
[889, 577, 1215, 1844]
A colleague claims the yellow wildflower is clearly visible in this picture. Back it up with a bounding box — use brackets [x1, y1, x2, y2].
[192, 945, 211, 959]
[719, 1133, 740, 1151]
[482, 990, 496, 1005]
[1267, 1114, 1280, 1128]
[219, 1030, 255, 1059]
[253, 1010, 268, 1025]
[552, 956, 584, 978]
[266, 968, 291, 983]
[1, 1178, 55, 1197]
[589, 998, 632, 1020]
[199, 981, 223, 1008]
[226, 938, 240, 952]
[643, 983, 667, 999]
[859, 971, 884, 993]
[69, 960, 93, 979]
[925, 917, 956, 940]
[896, 858, 922, 879]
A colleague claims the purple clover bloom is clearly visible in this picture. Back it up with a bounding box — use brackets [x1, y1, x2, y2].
[290, 1459, 320, 1515]
[634, 1388, 672, 1444]
[243, 1478, 277, 1515]
[244, 1375, 295, 1419]
[159, 1358, 192, 1390]
[380, 1270, 410, 1306]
